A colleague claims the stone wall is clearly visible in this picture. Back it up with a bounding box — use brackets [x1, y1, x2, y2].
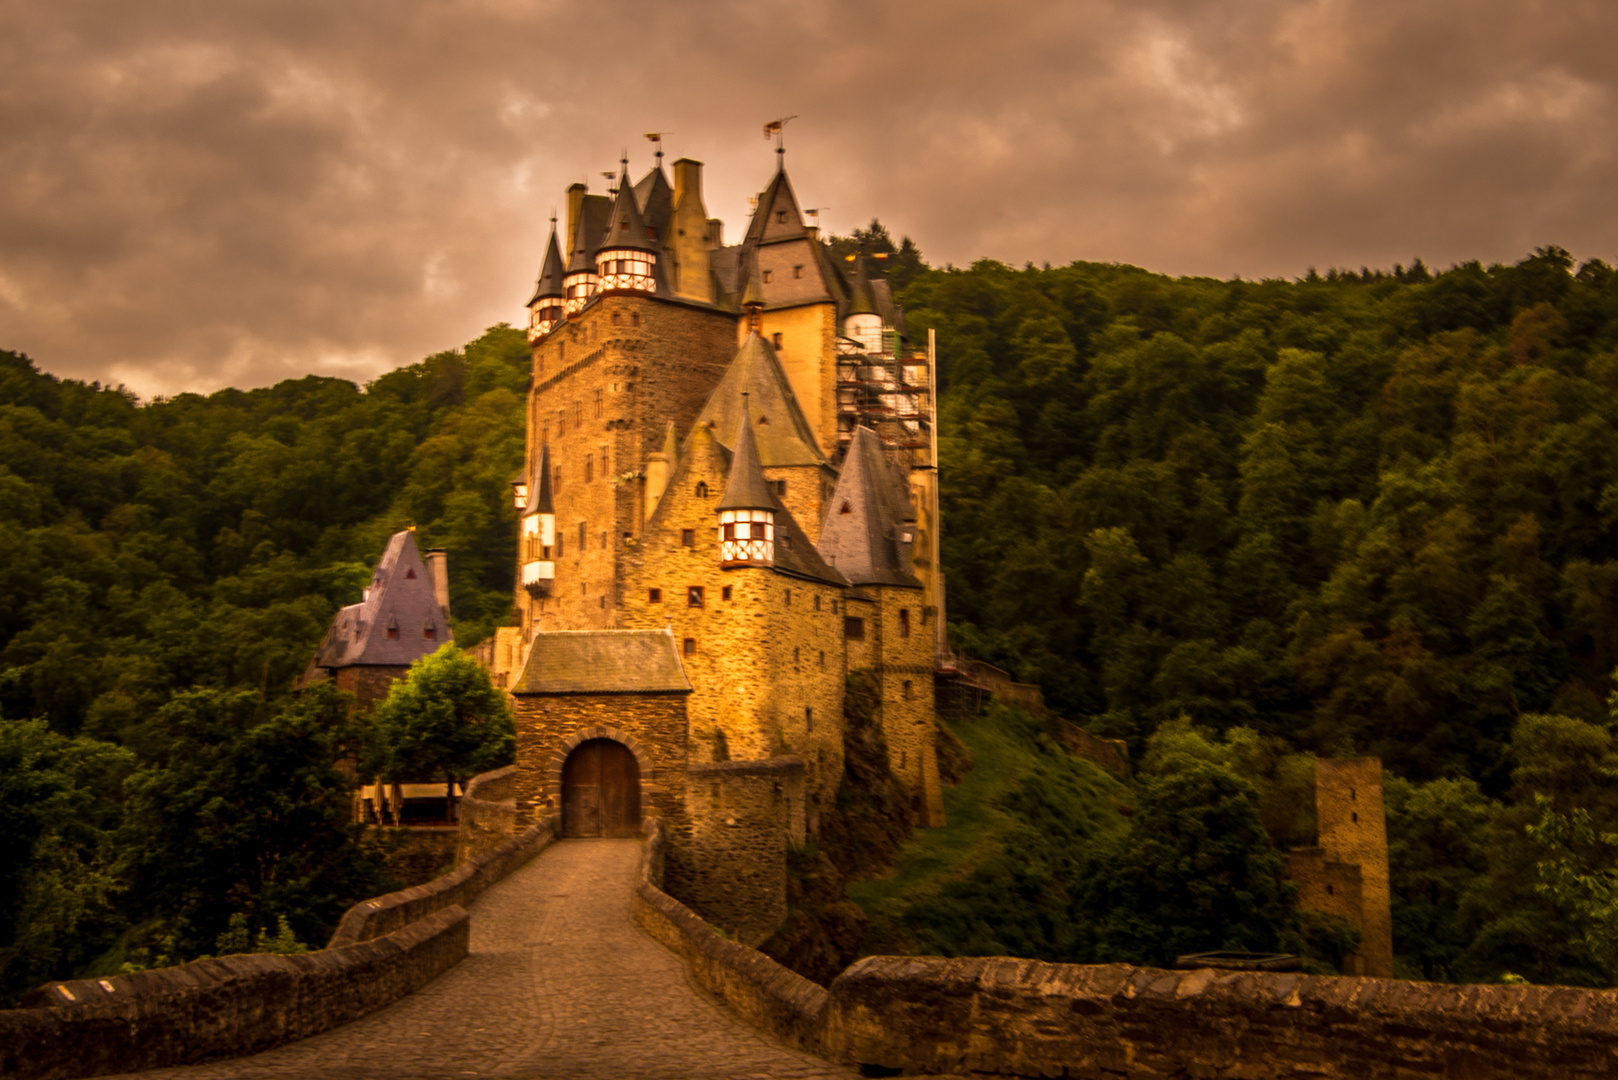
[510, 694, 689, 828]
[668, 758, 805, 946]
[632, 817, 829, 1054]
[454, 764, 519, 864]
[1316, 757, 1393, 977]
[1, 908, 468, 1080]
[869, 584, 945, 826]
[1052, 717, 1132, 777]
[327, 813, 557, 947]
[333, 663, 409, 713]
[376, 825, 457, 886]
[821, 955, 1618, 1079]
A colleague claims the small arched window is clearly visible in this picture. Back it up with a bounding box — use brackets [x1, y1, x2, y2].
[695, 482, 709, 498]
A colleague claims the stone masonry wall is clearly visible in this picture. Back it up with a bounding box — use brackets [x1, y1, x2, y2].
[619, 426, 846, 818]
[454, 764, 518, 864]
[668, 758, 805, 946]
[510, 692, 690, 828]
[822, 955, 1618, 1079]
[870, 583, 944, 826]
[521, 294, 735, 635]
[333, 664, 409, 713]
[2, 908, 468, 1080]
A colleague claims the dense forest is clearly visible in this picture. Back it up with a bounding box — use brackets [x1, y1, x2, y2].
[6, 235, 1618, 998]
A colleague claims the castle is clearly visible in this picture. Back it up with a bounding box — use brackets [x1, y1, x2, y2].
[485, 143, 947, 939]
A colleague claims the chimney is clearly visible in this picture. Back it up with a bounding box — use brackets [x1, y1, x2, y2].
[708, 218, 724, 249]
[565, 183, 587, 258]
[672, 158, 702, 213]
[425, 550, 451, 620]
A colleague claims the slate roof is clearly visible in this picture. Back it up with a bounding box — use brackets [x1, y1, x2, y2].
[566, 194, 612, 273]
[718, 398, 774, 511]
[312, 530, 454, 669]
[511, 629, 691, 695]
[846, 255, 878, 317]
[524, 443, 554, 517]
[817, 426, 922, 588]
[743, 163, 810, 247]
[694, 332, 826, 468]
[633, 166, 673, 245]
[526, 222, 566, 306]
[599, 166, 657, 253]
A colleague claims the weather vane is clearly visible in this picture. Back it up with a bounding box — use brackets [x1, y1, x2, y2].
[644, 132, 673, 164]
[763, 116, 798, 156]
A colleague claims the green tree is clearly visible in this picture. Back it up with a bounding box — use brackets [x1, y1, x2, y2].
[366, 644, 515, 789]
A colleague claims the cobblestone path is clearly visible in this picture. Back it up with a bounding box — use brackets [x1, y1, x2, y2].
[113, 839, 857, 1080]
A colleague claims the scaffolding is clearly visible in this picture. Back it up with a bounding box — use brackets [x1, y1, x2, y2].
[833, 330, 934, 471]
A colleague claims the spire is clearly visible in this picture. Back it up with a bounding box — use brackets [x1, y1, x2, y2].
[600, 153, 656, 253]
[718, 396, 775, 512]
[525, 443, 554, 516]
[817, 426, 921, 588]
[526, 217, 566, 306]
[566, 198, 600, 273]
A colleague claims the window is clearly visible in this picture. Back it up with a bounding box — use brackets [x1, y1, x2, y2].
[554, 466, 562, 493]
[818, 649, 825, 669]
[688, 586, 704, 607]
[763, 269, 773, 283]
[695, 482, 709, 498]
[600, 531, 607, 549]
[611, 312, 621, 325]
[776, 210, 788, 224]
[681, 529, 695, 547]
[579, 521, 587, 549]
[813, 594, 821, 612]
[793, 646, 800, 666]
[844, 616, 865, 640]
[838, 500, 852, 515]
[424, 624, 436, 641]
[794, 265, 804, 279]
[780, 534, 792, 550]
[574, 401, 582, 425]
[386, 625, 399, 640]
[631, 312, 640, 327]
[683, 637, 696, 656]
[805, 706, 814, 731]
[649, 588, 662, 603]
[542, 420, 550, 444]
[594, 389, 604, 417]
[405, 568, 417, 580]
[585, 454, 593, 482]
[899, 608, 911, 638]
[903, 679, 913, 701]
[771, 480, 787, 496]
[721, 585, 732, 601]
[772, 332, 783, 349]
[559, 342, 565, 364]
[784, 589, 792, 606]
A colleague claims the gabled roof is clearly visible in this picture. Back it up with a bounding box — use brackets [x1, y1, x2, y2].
[772, 503, 848, 588]
[817, 427, 922, 588]
[312, 531, 454, 669]
[694, 333, 826, 468]
[523, 444, 553, 517]
[718, 397, 774, 511]
[512, 629, 691, 695]
[566, 194, 611, 274]
[599, 167, 657, 253]
[526, 222, 566, 306]
[633, 166, 674, 246]
[743, 164, 810, 246]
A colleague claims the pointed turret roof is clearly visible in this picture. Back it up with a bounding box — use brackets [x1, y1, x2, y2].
[694, 332, 826, 468]
[311, 530, 455, 669]
[526, 222, 566, 305]
[566, 193, 611, 273]
[741, 251, 765, 308]
[523, 444, 554, 517]
[846, 254, 879, 317]
[718, 397, 774, 512]
[817, 427, 921, 588]
[633, 166, 674, 246]
[600, 160, 657, 253]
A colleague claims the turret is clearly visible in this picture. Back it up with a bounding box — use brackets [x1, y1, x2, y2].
[595, 155, 658, 297]
[563, 190, 600, 316]
[717, 397, 775, 567]
[521, 445, 556, 596]
[526, 218, 566, 342]
[843, 254, 883, 352]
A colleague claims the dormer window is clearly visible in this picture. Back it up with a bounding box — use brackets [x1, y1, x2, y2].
[794, 265, 804, 278]
[405, 568, 416, 579]
[762, 269, 772, 283]
[776, 211, 787, 224]
[772, 332, 783, 349]
[424, 624, 436, 641]
[839, 500, 852, 515]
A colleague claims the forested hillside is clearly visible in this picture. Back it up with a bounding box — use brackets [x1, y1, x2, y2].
[886, 245, 1618, 985]
[0, 327, 529, 999]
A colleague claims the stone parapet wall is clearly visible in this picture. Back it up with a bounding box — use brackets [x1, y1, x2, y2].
[632, 817, 829, 1055]
[455, 764, 519, 864]
[328, 812, 557, 948]
[2, 907, 468, 1080]
[669, 758, 803, 945]
[822, 955, 1618, 1079]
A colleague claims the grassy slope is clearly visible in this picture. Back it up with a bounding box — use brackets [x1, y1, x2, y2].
[851, 703, 1130, 960]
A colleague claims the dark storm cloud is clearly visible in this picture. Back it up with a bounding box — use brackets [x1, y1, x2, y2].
[2, 0, 1614, 394]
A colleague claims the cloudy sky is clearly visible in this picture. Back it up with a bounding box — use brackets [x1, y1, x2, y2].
[2, 0, 1615, 397]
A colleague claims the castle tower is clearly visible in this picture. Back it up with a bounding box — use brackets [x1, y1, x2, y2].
[820, 426, 945, 826]
[525, 220, 566, 343]
[519, 443, 556, 601]
[562, 187, 609, 316]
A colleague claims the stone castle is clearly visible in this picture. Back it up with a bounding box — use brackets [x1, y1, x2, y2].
[480, 144, 947, 940]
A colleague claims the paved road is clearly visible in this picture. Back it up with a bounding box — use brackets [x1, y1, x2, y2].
[114, 839, 857, 1080]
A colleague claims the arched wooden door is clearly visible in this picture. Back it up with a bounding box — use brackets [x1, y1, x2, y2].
[561, 739, 641, 837]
